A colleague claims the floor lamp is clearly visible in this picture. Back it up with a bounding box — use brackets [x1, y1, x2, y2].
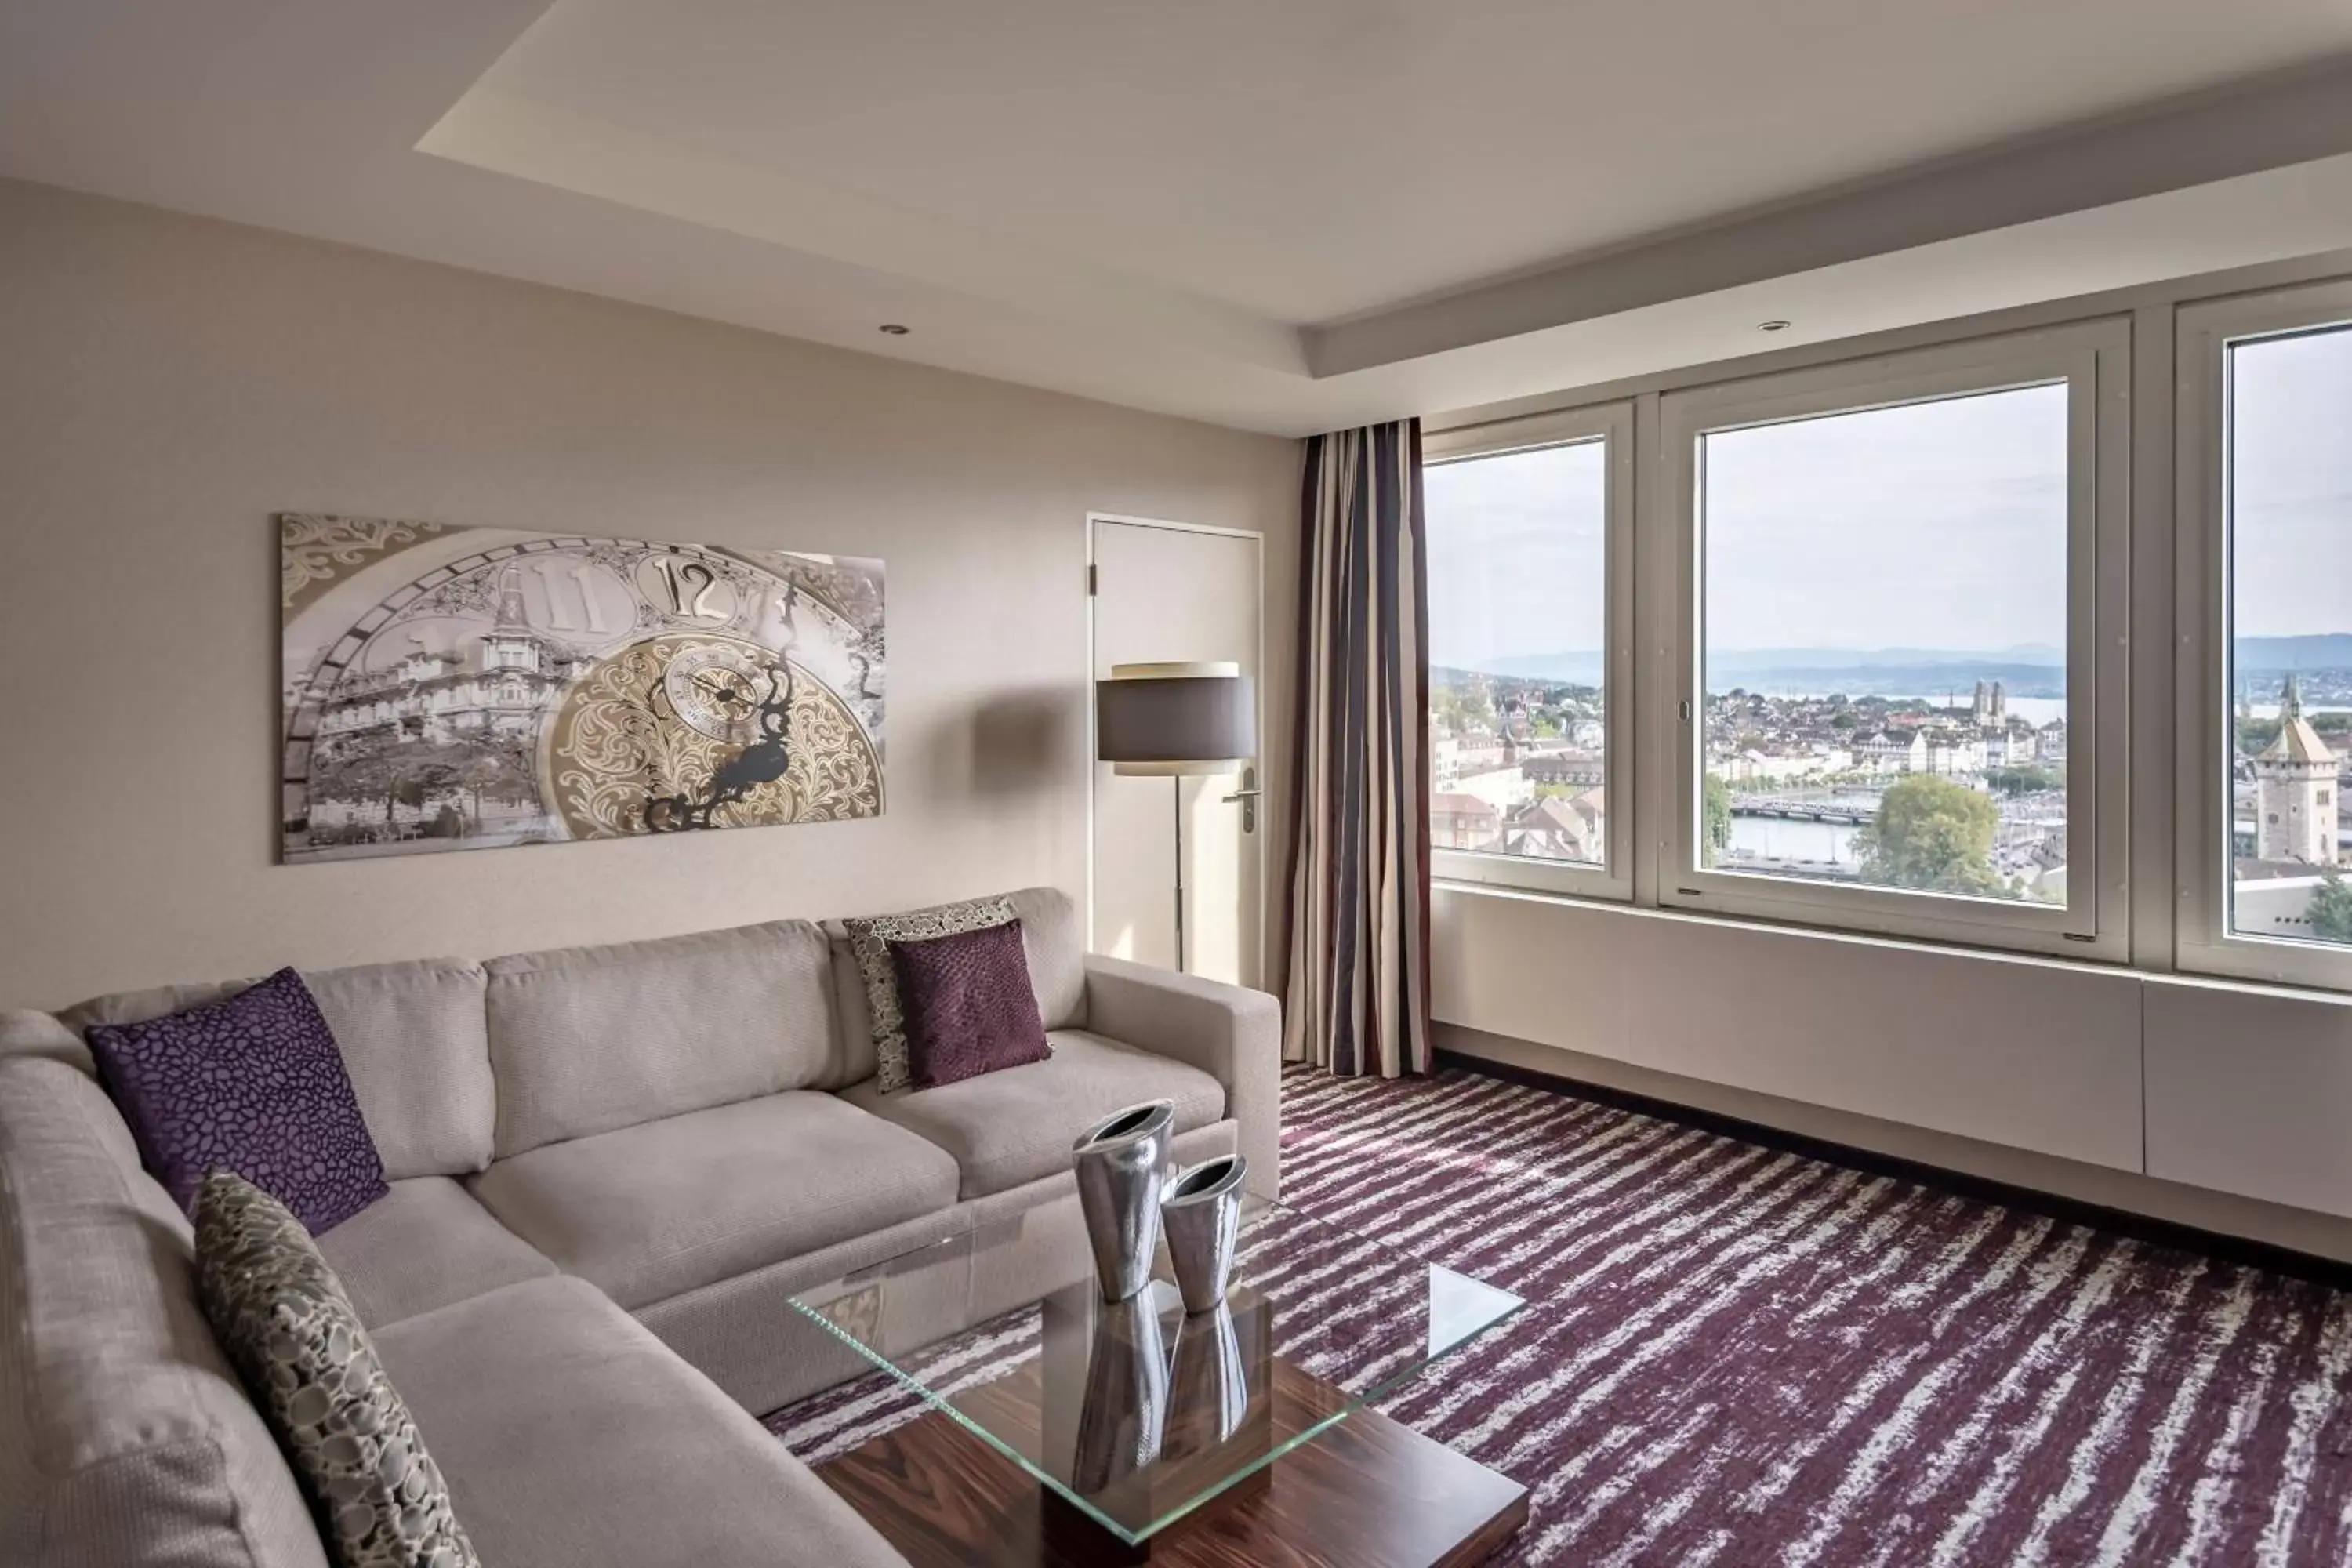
[1095, 662, 1257, 974]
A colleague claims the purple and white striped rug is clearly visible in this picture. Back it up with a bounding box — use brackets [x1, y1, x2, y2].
[772, 1065, 2352, 1566]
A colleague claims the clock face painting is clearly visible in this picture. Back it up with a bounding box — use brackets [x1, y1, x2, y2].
[280, 514, 885, 862]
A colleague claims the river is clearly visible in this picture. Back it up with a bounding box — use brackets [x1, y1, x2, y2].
[1730, 816, 1860, 865]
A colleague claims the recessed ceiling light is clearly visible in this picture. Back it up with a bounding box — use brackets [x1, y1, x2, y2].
[1757, 319, 1792, 333]
[878, 323, 910, 336]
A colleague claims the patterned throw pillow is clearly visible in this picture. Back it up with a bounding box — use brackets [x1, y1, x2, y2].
[194, 1171, 481, 1568]
[888, 919, 1051, 1089]
[86, 967, 387, 1233]
[842, 895, 1018, 1092]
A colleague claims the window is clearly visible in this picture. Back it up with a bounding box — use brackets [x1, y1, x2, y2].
[1661, 325, 2129, 957]
[1423, 402, 1632, 897]
[2180, 285, 2352, 987]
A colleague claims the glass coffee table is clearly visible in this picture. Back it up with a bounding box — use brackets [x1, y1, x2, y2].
[789, 1192, 1526, 1566]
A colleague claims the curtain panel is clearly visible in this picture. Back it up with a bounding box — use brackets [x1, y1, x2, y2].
[1281, 420, 1432, 1077]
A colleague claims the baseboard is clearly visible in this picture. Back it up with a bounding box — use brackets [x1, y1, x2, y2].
[1435, 1029, 2352, 1292]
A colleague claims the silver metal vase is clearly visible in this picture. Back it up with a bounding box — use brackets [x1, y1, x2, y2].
[1159, 1153, 1247, 1313]
[1164, 1301, 1257, 1457]
[1073, 1099, 1176, 1301]
[1069, 1291, 1172, 1494]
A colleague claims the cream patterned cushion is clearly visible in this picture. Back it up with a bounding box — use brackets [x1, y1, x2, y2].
[841, 895, 1016, 1092]
[194, 1170, 481, 1568]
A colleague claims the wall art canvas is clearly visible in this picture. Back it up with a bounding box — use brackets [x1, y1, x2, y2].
[281, 514, 884, 862]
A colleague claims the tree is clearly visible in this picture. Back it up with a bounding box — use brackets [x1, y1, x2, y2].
[1852, 775, 2002, 895]
[1701, 774, 1733, 867]
[1985, 764, 2063, 797]
[2310, 869, 2352, 944]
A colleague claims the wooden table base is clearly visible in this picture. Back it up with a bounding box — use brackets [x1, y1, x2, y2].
[815, 1363, 1528, 1568]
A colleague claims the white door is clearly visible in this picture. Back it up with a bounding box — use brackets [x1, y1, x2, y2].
[1091, 518, 1264, 986]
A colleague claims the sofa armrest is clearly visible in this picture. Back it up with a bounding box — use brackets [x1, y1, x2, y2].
[0, 1010, 92, 1073]
[1081, 956, 1283, 1199]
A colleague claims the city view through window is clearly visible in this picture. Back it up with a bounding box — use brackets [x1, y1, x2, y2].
[2227, 324, 2352, 951]
[1697, 383, 2072, 905]
[1426, 439, 1609, 867]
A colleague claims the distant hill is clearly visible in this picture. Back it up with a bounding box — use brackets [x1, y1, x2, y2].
[2234, 635, 2352, 672]
[1715, 663, 2068, 698]
[1467, 652, 1606, 684]
[1443, 637, 2352, 693]
[1446, 645, 2067, 695]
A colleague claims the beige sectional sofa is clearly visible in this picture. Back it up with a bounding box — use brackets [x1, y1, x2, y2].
[0, 887, 1282, 1568]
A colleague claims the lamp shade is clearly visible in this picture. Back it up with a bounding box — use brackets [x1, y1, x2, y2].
[1096, 662, 1256, 776]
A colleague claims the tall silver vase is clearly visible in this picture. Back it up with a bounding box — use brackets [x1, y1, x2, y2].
[1069, 1292, 1172, 1494]
[1159, 1153, 1247, 1313]
[1073, 1099, 1176, 1301]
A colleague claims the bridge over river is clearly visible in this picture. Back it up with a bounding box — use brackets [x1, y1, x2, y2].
[1728, 796, 1879, 826]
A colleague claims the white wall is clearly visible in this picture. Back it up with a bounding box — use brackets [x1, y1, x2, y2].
[0, 177, 1298, 1008]
[1436, 884, 2352, 1255]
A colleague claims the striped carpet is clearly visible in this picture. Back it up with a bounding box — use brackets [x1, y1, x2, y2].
[772, 1065, 2352, 1566]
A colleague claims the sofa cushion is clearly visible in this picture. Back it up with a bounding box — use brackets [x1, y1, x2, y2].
[314, 1178, 556, 1330]
[842, 894, 1018, 1094]
[840, 1029, 1225, 1199]
[468, 1092, 960, 1310]
[824, 888, 1087, 1094]
[891, 920, 1051, 1088]
[0, 1056, 329, 1568]
[87, 968, 389, 1234]
[193, 1171, 481, 1568]
[821, 935, 878, 1088]
[372, 1277, 907, 1568]
[484, 920, 834, 1157]
[1006, 886, 1087, 1033]
[59, 957, 496, 1182]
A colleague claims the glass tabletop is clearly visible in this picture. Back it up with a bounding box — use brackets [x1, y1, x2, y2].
[787, 1193, 1523, 1545]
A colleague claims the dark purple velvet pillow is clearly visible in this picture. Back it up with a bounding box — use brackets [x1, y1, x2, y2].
[887, 919, 1051, 1090]
[85, 967, 387, 1234]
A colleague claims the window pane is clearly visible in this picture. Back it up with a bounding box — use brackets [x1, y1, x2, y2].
[1425, 441, 1608, 867]
[1698, 384, 2070, 904]
[2226, 325, 2352, 948]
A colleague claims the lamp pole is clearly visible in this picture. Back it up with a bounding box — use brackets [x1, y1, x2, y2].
[1172, 775, 1186, 974]
[1094, 660, 1253, 982]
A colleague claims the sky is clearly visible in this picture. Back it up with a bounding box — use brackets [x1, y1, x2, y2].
[1701, 383, 2067, 653]
[2230, 326, 2352, 639]
[1424, 325, 2352, 666]
[1425, 439, 1606, 669]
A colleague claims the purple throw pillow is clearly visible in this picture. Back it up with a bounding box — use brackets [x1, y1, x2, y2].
[85, 967, 387, 1234]
[887, 919, 1051, 1090]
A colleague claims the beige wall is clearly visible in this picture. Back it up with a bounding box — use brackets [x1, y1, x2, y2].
[0, 178, 1298, 1009]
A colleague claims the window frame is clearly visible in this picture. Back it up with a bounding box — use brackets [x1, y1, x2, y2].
[1422, 398, 1636, 902]
[1653, 321, 2132, 960]
[2176, 281, 2352, 990]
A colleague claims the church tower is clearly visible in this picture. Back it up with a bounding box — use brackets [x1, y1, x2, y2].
[2255, 675, 2339, 865]
[480, 562, 546, 675]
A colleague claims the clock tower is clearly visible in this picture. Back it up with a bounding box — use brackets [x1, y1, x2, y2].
[2254, 675, 2339, 865]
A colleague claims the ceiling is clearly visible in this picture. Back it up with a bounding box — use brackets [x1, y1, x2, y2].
[9, 1, 2352, 434]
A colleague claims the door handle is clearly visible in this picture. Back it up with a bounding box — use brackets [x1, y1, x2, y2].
[1219, 768, 1259, 833]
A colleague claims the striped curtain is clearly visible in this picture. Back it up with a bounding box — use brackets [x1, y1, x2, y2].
[1281, 420, 1432, 1078]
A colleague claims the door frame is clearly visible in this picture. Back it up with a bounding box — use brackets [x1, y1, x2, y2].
[1085, 511, 1269, 982]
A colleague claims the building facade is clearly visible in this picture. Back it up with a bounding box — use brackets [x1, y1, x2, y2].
[2254, 675, 2339, 866]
